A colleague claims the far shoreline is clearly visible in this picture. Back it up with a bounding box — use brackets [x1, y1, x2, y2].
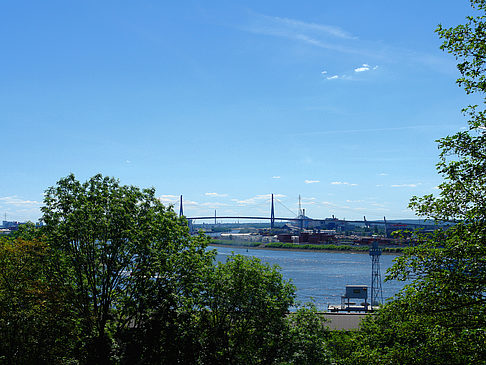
[208, 242, 403, 255]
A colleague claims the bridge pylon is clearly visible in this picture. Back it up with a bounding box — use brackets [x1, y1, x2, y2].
[179, 195, 184, 217]
[270, 194, 275, 229]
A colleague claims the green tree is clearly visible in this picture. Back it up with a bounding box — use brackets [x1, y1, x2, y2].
[41, 174, 213, 364]
[283, 305, 332, 365]
[197, 254, 295, 364]
[340, 1, 486, 363]
[0, 238, 78, 364]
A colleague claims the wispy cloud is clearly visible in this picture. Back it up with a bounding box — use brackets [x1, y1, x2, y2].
[293, 124, 460, 137]
[301, 197, 317, 205]
[0, 196, 41, 206]
[158, 195, 198, 206]
[246, 13, 356, 40]
[205, 192, 228, 197]
[390, 183, 420, 188]
[241, 11, 455, 75]
[200, 202, 229, 207]
[326, 75, 339, 80]
[242, 13, 367, 55]
[236, 193, 286, 206]
[272, 176, 281, 179]
[331, 181, 358, 186]
[158, 194, 178, 202]
[378, 173, 388, 176]
[305, 180, 320, 184]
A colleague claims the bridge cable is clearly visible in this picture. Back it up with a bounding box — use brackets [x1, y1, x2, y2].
[275, 198, 297, 217]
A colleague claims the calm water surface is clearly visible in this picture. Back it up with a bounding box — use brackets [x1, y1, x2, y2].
[212, 246, 407, 311]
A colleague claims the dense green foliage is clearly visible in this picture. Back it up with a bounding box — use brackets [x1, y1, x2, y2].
[0, 174, 334, 364]
[0, 238, 77, 364]
[40, 174, 215, 363]
[333, 1, 486, 363]
[197, 255, 294, 364]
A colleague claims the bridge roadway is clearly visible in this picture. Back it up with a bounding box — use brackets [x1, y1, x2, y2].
[186, 216, 420, 226]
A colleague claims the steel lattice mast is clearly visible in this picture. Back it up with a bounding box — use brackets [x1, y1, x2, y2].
[370, 241, 383, 307]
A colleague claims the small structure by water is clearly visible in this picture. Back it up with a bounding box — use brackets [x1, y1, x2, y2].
[328, 285, 370, 312]
[328, 241, 384, 312]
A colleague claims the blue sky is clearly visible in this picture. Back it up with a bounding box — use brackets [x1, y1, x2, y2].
[0, 0, 480, 222]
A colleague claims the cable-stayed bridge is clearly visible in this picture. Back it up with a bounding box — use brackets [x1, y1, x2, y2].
[169, 194, 437, 232]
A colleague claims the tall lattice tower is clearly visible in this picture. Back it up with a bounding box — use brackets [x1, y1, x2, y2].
[369, 241, 384, 307]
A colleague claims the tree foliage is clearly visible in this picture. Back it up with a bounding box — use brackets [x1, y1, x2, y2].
[0, 238, 77, 364]
[283, 305, 332, 365]
[339, 1, 486, 363]
[0, 173, 335, 364]
[197, 254, 295, 364]
[41, 173, 214, 363]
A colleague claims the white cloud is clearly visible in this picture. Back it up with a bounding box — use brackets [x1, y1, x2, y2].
[0, 196, 41, 206]
[354, 63, 370, 72]
[305, 180, 320, 184]
[200, 202, 229, 207]
[327, 75, 339, 80]
[301, 197, 317, 205]
[158, 195, 197, 207]
[371, 202, 387, 208]
[331, 181, 358, 186]
[247, 14, 356, 40]
[272, 176, 281, 179]
[182, 199, 199, 206]
[159, 194, 178, 201]
[378, 173, 388, 176]
[236, 194, 286, 206]
[205, 192, 228, 197]
[321, 70, 327, 75]
[322, 201, 337, 206]
[390, 183, 420, 188]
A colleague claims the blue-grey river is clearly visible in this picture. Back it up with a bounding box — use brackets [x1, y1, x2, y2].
[212, 245, 407, 311]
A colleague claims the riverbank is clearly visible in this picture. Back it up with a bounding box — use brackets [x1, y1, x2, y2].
[209, 239, 404, 254]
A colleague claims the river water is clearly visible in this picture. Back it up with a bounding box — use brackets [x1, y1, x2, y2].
[212, 245, 407, 311]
